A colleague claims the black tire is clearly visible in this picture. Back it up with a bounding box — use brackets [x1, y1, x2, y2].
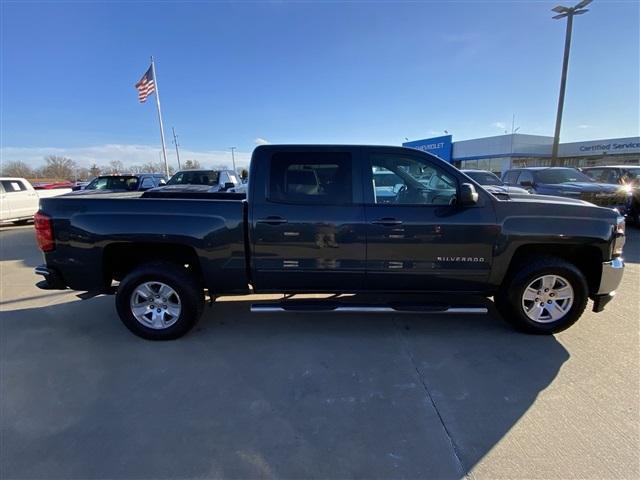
[115, 262, 205, 340]
[494, 256, 588, 334]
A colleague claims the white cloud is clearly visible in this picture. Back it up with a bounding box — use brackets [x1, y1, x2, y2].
[577, 124, 593, 129]
[0, 144, 251, 169]
[492, 122, 507, 131]
[254, 137, 270, 146]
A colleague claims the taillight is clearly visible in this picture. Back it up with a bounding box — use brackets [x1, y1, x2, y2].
[34, 211, 55, 252]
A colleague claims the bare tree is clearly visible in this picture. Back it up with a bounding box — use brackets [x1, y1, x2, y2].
[139, 162, 174, 175]
[141, 161, 162, 173]
[76, 167, 90, 181]
[89, 164, 101, 177]
[106, 160, 124, 174]
[42, 156, 76, 180]
[1, 161, 34, 178]
[182, 159, 202, 170]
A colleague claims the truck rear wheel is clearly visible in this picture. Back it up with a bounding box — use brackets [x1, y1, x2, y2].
[115, 262, 204, 340]
[495, 256, 588, 334]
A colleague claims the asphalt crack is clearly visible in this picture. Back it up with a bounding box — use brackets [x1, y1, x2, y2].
[392, 317, 474, 480]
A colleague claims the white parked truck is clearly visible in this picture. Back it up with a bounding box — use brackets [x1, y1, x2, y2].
[0, 178, 71, 224]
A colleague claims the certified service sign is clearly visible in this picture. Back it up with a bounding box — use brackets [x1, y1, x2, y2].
[403, 135, 453, 162]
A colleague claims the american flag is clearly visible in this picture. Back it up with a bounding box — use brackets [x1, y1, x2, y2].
[135, 65, 155, 103]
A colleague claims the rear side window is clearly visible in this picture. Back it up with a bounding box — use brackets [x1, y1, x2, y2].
[140, 177, 156, 189]
[269, 152, 352, 204]
[517, 171, 534, 184]
[502, 171, 519, 184]
[1, 180, 27, 192]
[583, 168, 604, 182]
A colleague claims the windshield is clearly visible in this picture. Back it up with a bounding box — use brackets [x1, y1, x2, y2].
[167, 171, 220, 186]
[536, 169, 594, 184]
[85, 176, 140, 191]
[464, 171, 503, 186]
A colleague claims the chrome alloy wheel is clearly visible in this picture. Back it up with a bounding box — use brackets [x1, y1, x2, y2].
[521, 274, 574, 323]
[130, 281, 181, 329]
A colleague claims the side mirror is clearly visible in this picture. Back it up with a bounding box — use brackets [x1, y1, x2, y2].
[459, 183, 479, 205]
[224, 182, 235, 191]
[520, 180, 533, 188]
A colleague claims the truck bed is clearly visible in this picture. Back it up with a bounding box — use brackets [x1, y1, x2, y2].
[39, 194, 248, 293]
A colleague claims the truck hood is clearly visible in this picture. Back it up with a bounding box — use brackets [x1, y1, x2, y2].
[506, 192, 595, 206]
[538, 182, 620, 193]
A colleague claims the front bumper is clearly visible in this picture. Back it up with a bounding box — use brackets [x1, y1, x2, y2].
[592, 257, 624, 313]
[597, 257, 625, 295]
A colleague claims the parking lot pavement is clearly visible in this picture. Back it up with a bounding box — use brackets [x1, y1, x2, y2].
[1, 224, 638, 479]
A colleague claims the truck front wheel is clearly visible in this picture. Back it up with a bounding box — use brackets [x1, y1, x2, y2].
[115, 262, 204, 340]
[495, 256, 588, 334]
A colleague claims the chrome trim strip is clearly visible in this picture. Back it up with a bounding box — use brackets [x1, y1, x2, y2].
[336, 306, 396, 313]
[445, 308, 488, 314]
[250, 305, 488, 314]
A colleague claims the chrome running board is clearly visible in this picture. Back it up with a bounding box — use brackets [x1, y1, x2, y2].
[250, 302, 487, 314]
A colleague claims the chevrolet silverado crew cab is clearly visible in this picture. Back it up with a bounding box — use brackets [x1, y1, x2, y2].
[34, 145, 626, 340]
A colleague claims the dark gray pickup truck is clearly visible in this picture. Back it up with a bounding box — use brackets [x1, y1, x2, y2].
[35, 145, 626, 340]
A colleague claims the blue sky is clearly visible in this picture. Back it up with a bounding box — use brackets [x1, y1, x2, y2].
[1, 0, 638, 168]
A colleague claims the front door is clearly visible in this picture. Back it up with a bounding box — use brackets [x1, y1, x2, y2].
[251, 150, 366, 292]
[364, 152, 498, 292]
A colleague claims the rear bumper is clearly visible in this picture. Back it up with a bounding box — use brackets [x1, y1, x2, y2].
[592, 257, 624, 313]
[34, 265, 67, 290]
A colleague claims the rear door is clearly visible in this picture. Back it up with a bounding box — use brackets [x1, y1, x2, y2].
[251, 149, 366, 292]
[363, 151, 498, 292]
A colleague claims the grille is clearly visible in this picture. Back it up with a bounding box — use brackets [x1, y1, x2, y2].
[579, 192, 622, 207]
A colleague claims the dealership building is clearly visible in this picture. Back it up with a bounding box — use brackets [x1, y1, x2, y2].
[403, 134, 640, 175]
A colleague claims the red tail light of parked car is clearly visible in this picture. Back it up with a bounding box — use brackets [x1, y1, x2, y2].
[34, 211, 55, 252]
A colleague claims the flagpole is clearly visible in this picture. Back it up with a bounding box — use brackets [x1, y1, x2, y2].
[150, 56, 169, 177]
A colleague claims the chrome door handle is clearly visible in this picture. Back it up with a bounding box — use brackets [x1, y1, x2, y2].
[257, 216, 288, 225]
[371, 218, 403, 226]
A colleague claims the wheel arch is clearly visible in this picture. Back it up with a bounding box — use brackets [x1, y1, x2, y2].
[103, 242, 204, 287]
[504, 244, 603, 295]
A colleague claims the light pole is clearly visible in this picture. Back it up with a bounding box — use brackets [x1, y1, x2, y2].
[172, 127, 181, 170]
[229, 147, 237, 173]
[550, 0, 592, 167]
